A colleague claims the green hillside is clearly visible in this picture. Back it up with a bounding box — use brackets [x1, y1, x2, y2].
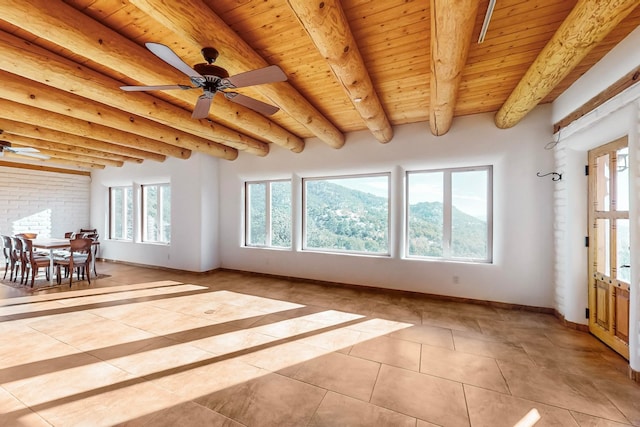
[249, 180, 487, 258]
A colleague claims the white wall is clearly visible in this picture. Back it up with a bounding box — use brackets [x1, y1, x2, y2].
[219, 107, 556, 308]
[0, 165, 90, 238]
[551, 25, 640, 371]
[90, 152, 220, 272]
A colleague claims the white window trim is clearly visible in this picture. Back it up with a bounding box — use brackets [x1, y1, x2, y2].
[141, 183, 171, 244]
[302, 172, 391, 256]
[405, 165, 493, 263]
[245, 179, 292, 249]
[109, 186, 133, 241]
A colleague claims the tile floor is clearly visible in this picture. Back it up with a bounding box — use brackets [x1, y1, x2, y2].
[0, 262, 639, 426]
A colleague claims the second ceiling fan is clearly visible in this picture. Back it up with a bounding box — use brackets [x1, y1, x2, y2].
[121, 43, 287, 119]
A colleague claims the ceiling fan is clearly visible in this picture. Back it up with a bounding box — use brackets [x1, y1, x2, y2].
[0, 137, 49, 160]
[120, 43, 287, 119]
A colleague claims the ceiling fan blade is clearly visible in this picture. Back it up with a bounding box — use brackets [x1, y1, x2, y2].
[192, 92, 215, 119]
[19, 152, 50, 160]
[224, 92, 280, 116]
[223, 65, 287, 89]
[10, 147, 40, 153]
[120, 84, 196, 92]
[145, 42, 204, 79]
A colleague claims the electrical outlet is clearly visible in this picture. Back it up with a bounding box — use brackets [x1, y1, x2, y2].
[453, 275, 459, 284]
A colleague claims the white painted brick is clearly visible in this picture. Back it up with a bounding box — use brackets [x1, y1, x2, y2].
[0, 167, 90, 238]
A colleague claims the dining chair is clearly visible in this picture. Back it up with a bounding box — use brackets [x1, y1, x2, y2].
[10, 237, 25, 283]
[1, 235, 12, 280]
[20, 237, 51, 287]
[54, 238, 93, 287]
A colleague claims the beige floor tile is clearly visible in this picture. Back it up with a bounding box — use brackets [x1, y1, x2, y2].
[195, 372, 326, 427]
[150, 358, 266, 401]
[571, 411, 635, 426]
[497, 360, 629, 423]
[350, 335, 421, 371]
[2, 356, 133, 407]
[371, 364, 469, 426]
[104, 338, 214, 377]
[453, 334, 534, 365]
[591, 377, 640, 425]
[464, 384, 579, 426]
[422, 310, 482, 333]
[1, 262, 636, 426]
[420, 345, 508, 393]
[0, 385, 50, 427]
[35, 377, 186, 426]
[286, 351, 380, 401]
[121, 401, 243, 427]
[134, 402, 243, 427]
[237, 339, 330, 372]
[310, 391, 416, 427]
[297, 326, 367, 352]
[389, 323, 455, 349]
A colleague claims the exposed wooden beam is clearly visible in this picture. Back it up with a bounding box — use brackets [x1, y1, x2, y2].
[129, 0, 346, 149]
[554, 67, 640, 132]
[0, 99, 171, 163]
[430, 0, 479, 136]
[495, 0, 640, 129]
[286, 0, 392, 143]
[0, 153, 105, 170]
[0, 160, 91, 176]
[0, 30, 248, 159]
[4, 134, 129, 167]
[0, 0, 304, 153]
[0, 71, 248, 158]
[14, 145, 125, 168]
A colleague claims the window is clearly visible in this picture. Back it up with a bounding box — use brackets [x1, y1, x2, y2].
[245, 180, 291, 248]
[142, 183, 171, 243]
[407, 166, 492, 262]
[303, 174, 389, 255]
[109, 186, 133, 240]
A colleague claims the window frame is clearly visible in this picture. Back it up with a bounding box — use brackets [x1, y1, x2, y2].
[109, 185, 133, 241]
[141, 183, 171, 244]
[244, 179, 292, 249]
[405, 165, 493, 263]
[302, 172, 391, 256]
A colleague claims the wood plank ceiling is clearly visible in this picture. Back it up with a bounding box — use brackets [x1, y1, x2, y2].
[0, 0, 638, 170]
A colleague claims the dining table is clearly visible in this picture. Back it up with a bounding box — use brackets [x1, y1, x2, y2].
[31, 238, 71, 285]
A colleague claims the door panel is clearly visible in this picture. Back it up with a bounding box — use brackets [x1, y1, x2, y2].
[588, 137, 630, 359]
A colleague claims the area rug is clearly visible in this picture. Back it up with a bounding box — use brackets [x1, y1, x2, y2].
[0, 273, 111, 292]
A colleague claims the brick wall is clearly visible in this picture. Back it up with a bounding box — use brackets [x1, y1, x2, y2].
[0, 166, 90, 238]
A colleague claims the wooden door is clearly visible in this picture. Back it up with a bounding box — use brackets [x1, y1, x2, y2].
[588, 137, 630, 359]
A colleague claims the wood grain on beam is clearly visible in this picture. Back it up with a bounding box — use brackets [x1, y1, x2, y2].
[0, 160, 92, 176]
[0, 99, 171, 163]
[0, 0, 303, 153]
[430, 0, 479, 136]
[0, 31, 246, 159]
[0, 71, 242, 158]
[286, 0, 392, 143]
[129, 0, 345, 148]
[4, 134, 130, 166]
[14, 145, 125, 168]
[495, 0, 640, 129]
[554, 67, 640, 132]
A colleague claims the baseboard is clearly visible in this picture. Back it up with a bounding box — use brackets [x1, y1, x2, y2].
[630, 366, 640, 384]
[219, 267, 555, 314]
[553, 309, 589, 332]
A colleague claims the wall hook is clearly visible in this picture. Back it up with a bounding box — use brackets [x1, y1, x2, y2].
[537, 172, 562, 181]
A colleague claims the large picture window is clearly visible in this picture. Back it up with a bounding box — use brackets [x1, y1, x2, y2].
[142, 183, 171, 243]
[109, 186, 133, 240]
[406, 166, 492, 262]
[303, 174, 390, 255]
[245, 180, 291, 248]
